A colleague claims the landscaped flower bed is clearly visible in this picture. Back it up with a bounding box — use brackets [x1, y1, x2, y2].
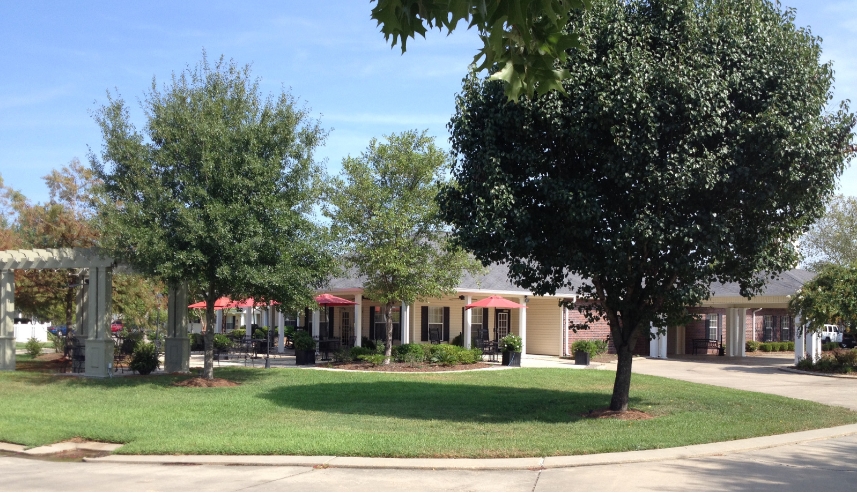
[796, 348, 857, 374]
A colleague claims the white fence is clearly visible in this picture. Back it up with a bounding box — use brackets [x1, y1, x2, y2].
[13, 323, 50, 343]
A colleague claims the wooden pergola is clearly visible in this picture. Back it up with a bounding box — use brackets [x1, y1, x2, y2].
[0, 248, 189, 376]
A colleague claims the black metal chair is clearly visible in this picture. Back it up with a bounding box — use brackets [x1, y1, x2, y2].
[70, 339, 86, 373]
[429, 327, 442, 344]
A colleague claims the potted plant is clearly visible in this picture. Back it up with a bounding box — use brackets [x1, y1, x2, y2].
[572, 340, 593, 366]
[499, 334, 522, 367]
[129, 341, 159, 375]
[293, 330, 316, 365]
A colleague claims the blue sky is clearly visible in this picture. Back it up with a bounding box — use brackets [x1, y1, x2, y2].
[1, 1, 855, 205]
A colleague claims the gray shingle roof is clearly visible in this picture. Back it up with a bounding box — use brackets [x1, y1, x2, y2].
[325, 264, 815, 300]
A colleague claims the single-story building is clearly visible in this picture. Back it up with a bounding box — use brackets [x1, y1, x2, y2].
[290, 265, 814, 360]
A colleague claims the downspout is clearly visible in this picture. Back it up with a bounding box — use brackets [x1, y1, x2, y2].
[752, 308, 763, 341]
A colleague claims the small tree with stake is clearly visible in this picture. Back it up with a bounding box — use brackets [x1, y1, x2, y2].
[439, 0, 855, 411]
[93, 54, 334, 379]
[324, 131, 479, 364]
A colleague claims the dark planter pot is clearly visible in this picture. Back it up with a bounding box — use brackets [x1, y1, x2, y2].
[137, 369, 153, 375]
[574, 350, 591, 366]
[502, 351, 521, 367]
[295, 349, 316, 366]
[718, 346, 725, 356]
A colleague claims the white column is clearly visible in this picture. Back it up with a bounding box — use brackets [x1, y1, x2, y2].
[650, 323, 658, 358]
[795, 314, 805, 365]
[463, 296, 472, 349]
[354, 296, 362, 347]
[277, 312, 285, 353]
[519, 297, 527, 356]
[659, 325, 668, 359]
[738, 308, 747, 357]
[724, 308, 734, 356]
[808, 331, 821, 363]
[401, 302, 410, 344]
[215, 310, 223, 334]
[244, 310, 253, 337]
[311, 310, 320, 339]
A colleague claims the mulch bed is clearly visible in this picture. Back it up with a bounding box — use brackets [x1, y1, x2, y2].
[583, 408, 654, 420]
[16, 352, 70, 372]
[172, 377, 239, 387]
[316, 361, 493, 372]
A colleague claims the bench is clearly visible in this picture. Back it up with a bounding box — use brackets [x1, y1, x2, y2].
[692, 338, 721, 355]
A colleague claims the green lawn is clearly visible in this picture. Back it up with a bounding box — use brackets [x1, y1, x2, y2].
[0, 366, 854, 458]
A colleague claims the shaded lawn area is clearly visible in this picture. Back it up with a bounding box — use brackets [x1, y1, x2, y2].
[0, 367, 855, 458]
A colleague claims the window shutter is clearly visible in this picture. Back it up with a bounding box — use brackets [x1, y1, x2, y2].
[421, 306, 429, 341]
[483, 308, 489, 338]
[328, 307, 335, 338]
[369, 306, 376, 341]
[443, 307, 450, 342]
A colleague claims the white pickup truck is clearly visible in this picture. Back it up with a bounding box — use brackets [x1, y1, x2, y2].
[821, 324, 843, 343]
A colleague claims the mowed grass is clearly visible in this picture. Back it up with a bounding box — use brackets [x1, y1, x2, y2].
[0, 366, 855, 458]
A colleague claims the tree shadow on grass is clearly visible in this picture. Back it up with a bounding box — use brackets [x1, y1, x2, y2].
[259, 381, 648, 424]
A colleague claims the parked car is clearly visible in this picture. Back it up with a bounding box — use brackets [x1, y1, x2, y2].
[48, 325, 68, 336]
[821, 324, 843, 343]
[841, 332, 856, 349]
[110, 320, 123, 333]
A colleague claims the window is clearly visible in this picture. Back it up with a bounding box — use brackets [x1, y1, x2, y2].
[374, 307, 401, 341]
[471, 308, 483, 327]
[706, 314, 719, 340]
[428, 306, 443, 342]
[763, 315, 774, 342]
[781, 316, 791, 342]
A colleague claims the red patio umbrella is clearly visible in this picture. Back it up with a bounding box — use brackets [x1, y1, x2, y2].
[187, 297, 233, 309]
[315, 293, 357, 306]
[465, 295, 527, 310]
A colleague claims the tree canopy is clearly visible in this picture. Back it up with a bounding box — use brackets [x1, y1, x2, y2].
[324, 130, 478, 363]
[92, 54, 335, 378]
[438, 0, 854, 411]
[371, 0, 589, 101]
[800, 195, 857, 270]
[790, 263, 857, 334]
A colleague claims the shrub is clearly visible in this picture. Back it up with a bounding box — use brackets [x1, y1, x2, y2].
[745, 340, 760, 353]
[47, 332, 66, 354]
[333, 347, 354, 363]
[428, 344, 460, 365]
[189, 333, 204, 351]
[785, 341, 795, 351]
[572, 339, 608, 358]
[230, 328, 246, 340]
[392, 343, 427, 363]
[25, 337, 42, 358]
[361, 337, 377, 350]
[129, 341, 159, 375]
[500, 334, 523, 352]
[254, 327, 269, 340]
[213, 334, 231, 351]
[349, 346, 373, 360]
[120, 331, 143, 355]
[760, 343, 773, 352]
[775, 342, 786, 352]
[796, 356, 814, 371]
[293, 331, 316, 351]
[823, 341, 839, 352]
[834, 348, 857, 367]
[358, 353, 385, 366]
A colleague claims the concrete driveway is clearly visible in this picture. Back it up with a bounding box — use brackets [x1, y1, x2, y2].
[605, 354, 857, 411]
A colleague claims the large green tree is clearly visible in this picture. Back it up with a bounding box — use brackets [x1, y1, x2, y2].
[93, 55, 335, 379]
[439, 0, 854, 411]
[800, 195, 857, 270]
[324, 131, 478, 364]
[790, 263, 857, 334]
[371, 0, 589, 101]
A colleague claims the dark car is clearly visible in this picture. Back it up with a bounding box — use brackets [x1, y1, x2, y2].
[841, 332, 856, 349]
[48, 325, 68, 336]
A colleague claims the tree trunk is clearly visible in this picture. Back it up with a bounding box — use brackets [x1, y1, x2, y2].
[203, 301, 215, 380]
[609, 324, 640, 412]
[383, 301, 394, 365]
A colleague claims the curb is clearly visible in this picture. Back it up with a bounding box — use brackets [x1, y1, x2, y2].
[80, 423, 857, 470]
[778, 367, 857, 379]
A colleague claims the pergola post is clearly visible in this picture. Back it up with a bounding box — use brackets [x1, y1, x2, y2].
[84, 266, 114, 377]
[0, 269, 15, 371]
[401, 302, 410, 344]
[164, 283, 190, 373]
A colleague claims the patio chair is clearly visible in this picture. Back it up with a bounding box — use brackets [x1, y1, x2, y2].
[429, 327, 442, 345]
